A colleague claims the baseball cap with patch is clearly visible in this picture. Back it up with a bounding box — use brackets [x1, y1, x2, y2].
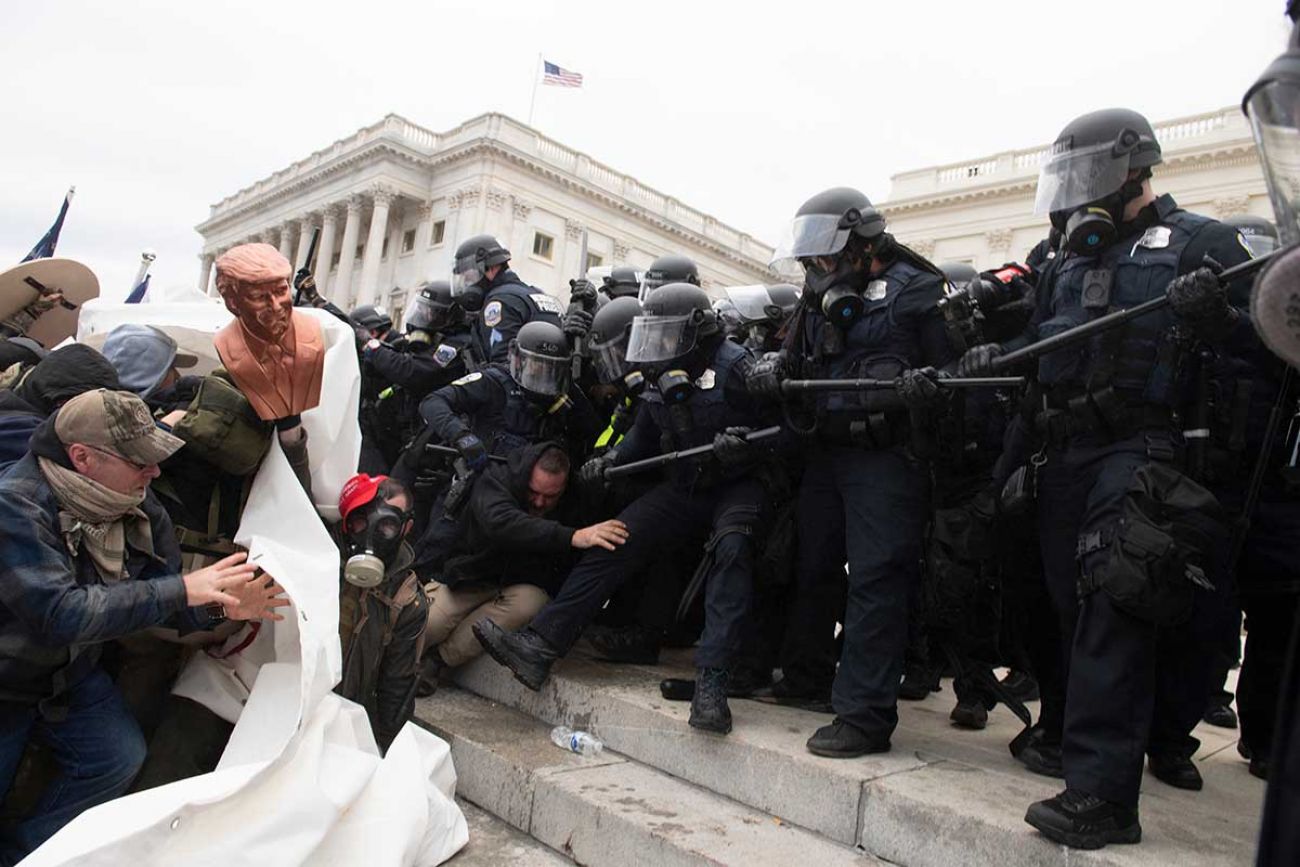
[55, 388, 184, 466]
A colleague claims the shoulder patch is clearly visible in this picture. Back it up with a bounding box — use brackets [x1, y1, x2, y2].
[695, 368, 717, 390]
[1235, 231, 1257, 259]
[865, 280, 888, 301]
[433, 343, 459, 367]
[483, 300, 503, 327]
[451, 371, 482, 386]
[530, 293, 566, 316]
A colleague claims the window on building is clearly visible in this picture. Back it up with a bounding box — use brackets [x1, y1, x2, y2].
[402, 229, 416, 254]
[331, 252, 341, 271]
[587, 253, 604, 268]
[431, 220, 446, 245]
[533, 231, 554, 260]
[355, 244, 364, 260]
[381, 237, 390, 259]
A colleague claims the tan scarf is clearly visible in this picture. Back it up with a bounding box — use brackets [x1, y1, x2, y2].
[38, 457, 154, 583]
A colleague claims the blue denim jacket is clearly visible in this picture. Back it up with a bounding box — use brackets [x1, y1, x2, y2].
[0, 452, 205, 717]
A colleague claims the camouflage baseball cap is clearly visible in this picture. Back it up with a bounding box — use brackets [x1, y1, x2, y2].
[55, 388, 184, 466]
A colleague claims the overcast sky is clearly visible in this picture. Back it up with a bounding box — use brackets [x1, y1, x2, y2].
[0, 0, 1290, 300]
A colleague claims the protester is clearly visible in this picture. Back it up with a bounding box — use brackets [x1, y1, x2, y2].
[335, 473, 427, 752]
[416, 442, 626, 695]
[0, 389, 288, 863]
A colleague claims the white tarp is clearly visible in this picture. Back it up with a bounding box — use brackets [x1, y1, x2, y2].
[22, 305, 467, 866]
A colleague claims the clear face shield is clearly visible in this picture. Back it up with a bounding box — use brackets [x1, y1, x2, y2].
[451, 253, 484, 296]
[508, 343, 568, 397]
[769, 214, 853, 282]
[404, 294, 453, 333]
[1033, 141, 1135, 217]
[590, 331, 630, 384]
[725, 285, 781, 324]
[625, 314, 697, 364]
[1246, 78, 1300, 247]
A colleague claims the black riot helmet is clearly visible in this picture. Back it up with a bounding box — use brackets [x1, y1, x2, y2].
[602, 265, 642, 299]
[627, 282, 718, 368]
[1224, 214, 1280, 257]
[508, 320, 569, 400]
[939, 262, 979, 288]
[451, 233, 511, 300]
[588, 296, 643, 384]
[641, 254, 700, 295]
[350, 304, 393, 336]
[1035, 108, 1162, 255]
[771, 187, 888, 324]
[404, 280, 458, 337]
[724, 283, 798, 326]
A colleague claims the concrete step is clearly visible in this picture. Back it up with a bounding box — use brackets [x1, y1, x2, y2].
[416, 687, 882, 867]
[447, 799, 573, 866]
[449, 647, 1262, 867]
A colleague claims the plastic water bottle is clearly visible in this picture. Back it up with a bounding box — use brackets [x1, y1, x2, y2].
[551, 725, 603, 757]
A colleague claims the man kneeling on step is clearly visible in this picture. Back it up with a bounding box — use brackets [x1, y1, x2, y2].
[415, 442, 627, 695]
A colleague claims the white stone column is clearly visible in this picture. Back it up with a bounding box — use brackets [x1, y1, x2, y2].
[315, 207, 339, 298]
[562, 218, 585, 282]
[379, 206, 404, 302]
[277, 224, 295, 260]
[293, 216, 316, 270]
[357, 186, 394, 307]
[198, 253, 214, 296]
[333, 195, 365, 306]
[412, 203, 434, 282]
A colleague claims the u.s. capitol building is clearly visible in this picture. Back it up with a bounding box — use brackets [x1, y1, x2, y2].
[195, 113, 775, 324]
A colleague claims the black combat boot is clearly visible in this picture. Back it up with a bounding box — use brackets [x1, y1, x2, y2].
[689, 667, 732, 734]
[472, 620, 560, 692]
[806, 718, 891, 758]
[1202, 701, 1238, 729]
[414, 650, 446, 698]
[1147, 753, 1203, 791]
[999, 669, 1040, 703]
[950, 700, 988, 730]
[1025, 788, 1141, 849]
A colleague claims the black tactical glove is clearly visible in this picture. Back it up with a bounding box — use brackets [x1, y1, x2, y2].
[896, 367, 946, 409]
[568, 278, 599, 306]
[453, 433, 488, 472]
[294, 270, 322, 306]
[713, 426, 754, 467]
[957, 343, 1003, 377]
[562, 307, 594, 340]
[747, 351, 786, 399]
[1167, 262, 1233, 329]
[579, 451, 617, 489]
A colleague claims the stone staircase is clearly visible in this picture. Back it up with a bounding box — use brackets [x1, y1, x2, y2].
[416, 647, 1262, 867]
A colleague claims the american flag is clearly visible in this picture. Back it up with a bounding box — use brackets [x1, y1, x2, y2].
[542, 60, 583, 88]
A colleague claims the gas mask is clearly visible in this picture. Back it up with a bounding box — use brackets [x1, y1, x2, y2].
[802, 252, 867, 325]
[1050, 176, 1148, 256]
[343, 501, 409, 588]
[656, 369, 694, 403]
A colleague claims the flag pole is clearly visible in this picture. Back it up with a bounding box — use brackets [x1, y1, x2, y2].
[527, 53, 541, 127]
[129, 249, 156, 295]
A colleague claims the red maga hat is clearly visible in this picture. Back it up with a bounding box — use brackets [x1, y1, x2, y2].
[339, 473, 387, 522]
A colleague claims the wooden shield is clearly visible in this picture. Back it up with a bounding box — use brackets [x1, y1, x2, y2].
[0, 258, 100, 347]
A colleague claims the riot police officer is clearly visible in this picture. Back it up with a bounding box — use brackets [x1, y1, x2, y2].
[958, 109, 1256, 849]
[419, 321, 598, 464]
[451, 234, 564, 363]
[473, 283, 777, 734]
[351, 304, 397, 343]
[364, 281, 478, 468]
[640, 253, 701, 296]
[724, 283, 800, 353]
[600, 265, 642, 300]
[587, 296, 646, 450]
[749, 186, 955, 757]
